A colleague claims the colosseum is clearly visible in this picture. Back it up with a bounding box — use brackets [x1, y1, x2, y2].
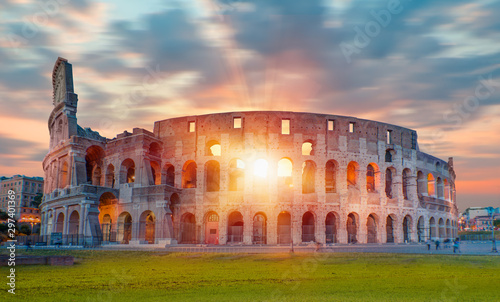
[40, 58, 458, 246]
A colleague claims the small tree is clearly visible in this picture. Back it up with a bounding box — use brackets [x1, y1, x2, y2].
[32, 193, 43, 208]
[19, 224, 32, 236]
[494, 219, 500, 228]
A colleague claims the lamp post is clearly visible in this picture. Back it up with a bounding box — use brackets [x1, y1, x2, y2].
[486, 207, 498, 253]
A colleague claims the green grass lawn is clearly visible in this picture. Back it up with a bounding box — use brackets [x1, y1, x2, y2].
[2, 250, 499, 301]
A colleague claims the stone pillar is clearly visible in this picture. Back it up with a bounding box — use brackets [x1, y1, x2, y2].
[316, 212, 325, 244]
[358, 214, 367, 244]
[267, 210, 277, 245]
[79, 203, 85, 236]
[62, 205, 69, 235]
[243, 209, 252, 245]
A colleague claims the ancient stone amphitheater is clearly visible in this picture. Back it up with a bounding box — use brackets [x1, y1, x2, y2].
[41, 58, 458, 246]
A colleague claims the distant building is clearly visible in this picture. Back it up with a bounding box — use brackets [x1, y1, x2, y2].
[460, 207, 500, 231]
[0, 175, 43, 224]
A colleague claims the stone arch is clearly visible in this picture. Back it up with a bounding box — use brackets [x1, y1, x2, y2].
[444, 179, 450, 200]
[417, 216, 425, 242]
[92, 165, 102, 186]
[105, 164, 115, 188]
[85, 145, 105, 184]
[347, 212, 358, 243]
[277, 158, 293, 190]
[436, 177, 444, 199]
[227, 211, 244, 243]
[402, 168, 411, 200]
[367, 214, 378, 243]
[446, 219, 451, 239]
[347, 161, 359, 187]
[101, 214, 112, 242]
[140, 210, 156, 244]
[56, 212, 64, 233]
[301, 211, 315, 243]
[417, 171, 426, 195]
[229, 158, 245, 191]
[163, 163, 175, 186]
[386, 214, 396, 243]
[204, 211, 219, 244]
[117, 212, 132, 244]
[302, 160, 316, 194]
[205, 160, 220, 192]
[120, 158, 135, 184]
[206, 140, 221, 156]
[148, 142, 162, 158]
[59, 161, 69, 189]
[68, 210, 80, 235]
[277, 211, 292, 244]
[427, 174, 435, 197]
[180, 212, 196, 244]
[325, 160, 338, 193]
[438, 218, 445, 239]
[150, 161, 161, 185]
[429, 217, 437, 240]
[403, 215, 412, 243]
[325, 212, 339, 244]
[182, 160, 197, 188]
[302, 140, 313, 156]
[253, 212, 267, 244]
[366, 163, 380, 193]
[385, 167, 397, 198]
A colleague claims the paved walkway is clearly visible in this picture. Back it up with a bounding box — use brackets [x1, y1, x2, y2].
[5, 241, 498, 255]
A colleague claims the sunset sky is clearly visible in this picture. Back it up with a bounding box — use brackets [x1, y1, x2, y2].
[0, 0, 499, 212]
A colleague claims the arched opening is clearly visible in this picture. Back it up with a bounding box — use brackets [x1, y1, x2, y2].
[277, 158, 293, 190]
[444, 179, 450, 200]
[206, 140, 221, 156]
[105, 164, 115, 188]
[277, 212, 291, 244]
[253, 212, 267, 244]
[56, 212, 64, 233]
[120, 158, 135, 184]
[182, 161, 197, 188]
[150, 161, 161, 185]
[205, 212, 219, 244]
[68, 211, 79, 235]
[325, 160, 337, 193]
[367, 214, 377, 243]
[59, 161, 69, 188]
[386, 215, 395, 243]
[385, 149, 393, 162]
[85, 145, 105, 184]
[180, 213, 196, 244]
[229, 159, 245, 191]
[347, 162, 359, 187]
[92, 166, 102, 186]
[163, 163, 175, 186]
[402, 168, 411, 200]
[366, 163, 379, 193]
[301, 211, 315, 243]
[148, 142, 162, 158]
[302, 161, 316, 194]
[427, 174, 435, 197]
[429, 217, 436, 240]
[417, 171, 426, 195]
[169, 193, 180, 241]
[385, 168, 393, 198]
[205, 160, 220, 192]
[140, 211, 155, 244]
[101, 214, 112, 242]
[302, 141, 313, 156]
[446, 219, 451, 239]
[436, 177, 444, 199]
[438, 218, 445, 239]
[99, 192, 118, 208]
[347, 213, 357, 243]
[325, 212, 337, 244]
[227, 211, 244, 243]
[417, 216, 425, 242]
[403, 215, 411, 243]
[117, 212, 132, 244]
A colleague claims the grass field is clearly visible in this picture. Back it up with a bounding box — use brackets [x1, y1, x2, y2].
[1, 250, 499, 301]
